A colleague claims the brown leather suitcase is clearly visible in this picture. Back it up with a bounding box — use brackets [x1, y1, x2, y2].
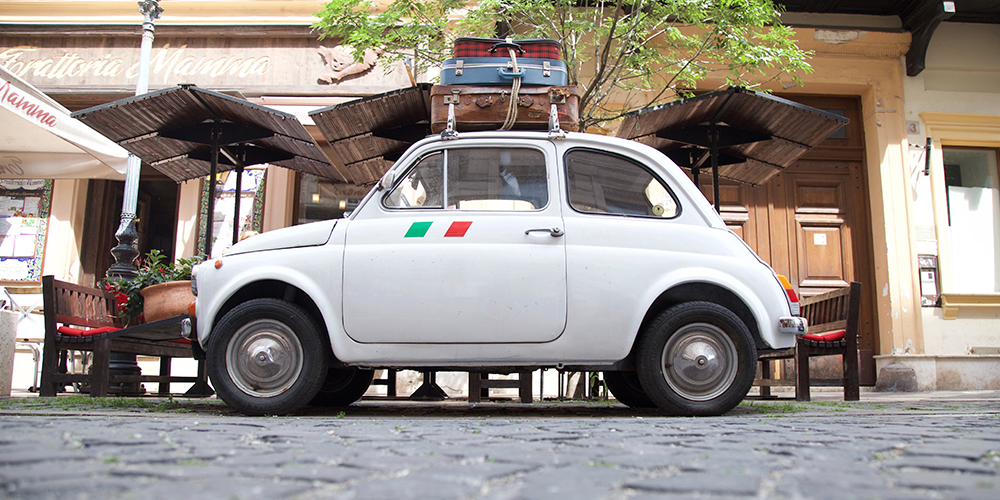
[430, 85, 580, 133]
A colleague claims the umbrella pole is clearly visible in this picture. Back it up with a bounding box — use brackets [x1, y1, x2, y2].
[205, 121, 219, 257]
[233, 165, 243, 245]
[710, 123, 721, 213]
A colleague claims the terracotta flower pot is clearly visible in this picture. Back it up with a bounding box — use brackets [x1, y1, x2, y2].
[140, 280, 194, 323]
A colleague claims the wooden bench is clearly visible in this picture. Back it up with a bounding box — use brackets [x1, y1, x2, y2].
[38, 275, 210, 398]
[755, 281, 861, 402]
[469, 371, 533, 403]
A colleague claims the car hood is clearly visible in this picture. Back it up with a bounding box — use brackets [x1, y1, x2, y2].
[224, 219, 338, 256]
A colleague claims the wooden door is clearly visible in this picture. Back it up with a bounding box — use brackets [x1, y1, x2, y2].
[696, 95, 878, 383]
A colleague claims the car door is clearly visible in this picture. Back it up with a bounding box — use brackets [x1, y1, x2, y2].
[342, 142, 567, 343]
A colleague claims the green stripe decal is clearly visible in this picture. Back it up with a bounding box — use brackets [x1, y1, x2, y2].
[405, 221, 433, 238]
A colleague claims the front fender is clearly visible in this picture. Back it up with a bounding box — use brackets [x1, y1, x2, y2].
[195, 247, 342, 346]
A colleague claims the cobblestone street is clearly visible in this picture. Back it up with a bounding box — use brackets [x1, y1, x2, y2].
[1, 392, 999, 500]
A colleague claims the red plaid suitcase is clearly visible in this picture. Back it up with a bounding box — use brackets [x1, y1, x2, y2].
[453, 37, 562, 60]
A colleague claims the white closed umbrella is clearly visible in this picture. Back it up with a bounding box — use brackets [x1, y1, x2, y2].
[0, 66, 127, 180]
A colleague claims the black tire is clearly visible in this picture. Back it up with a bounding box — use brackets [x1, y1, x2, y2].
[207, 298, 329, 416]
[309, 368, 375, 407]
[636, 301, 755, 416]
[604, 371, 656, 408]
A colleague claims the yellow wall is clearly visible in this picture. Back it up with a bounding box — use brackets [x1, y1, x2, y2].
[40, 179, 88, 282]
[173, 179, 202, 259]
[769, 29, 920, 356]
[263, 166, 297, 232]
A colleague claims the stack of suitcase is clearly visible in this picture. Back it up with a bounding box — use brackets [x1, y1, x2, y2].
[430, 37, 580, 133]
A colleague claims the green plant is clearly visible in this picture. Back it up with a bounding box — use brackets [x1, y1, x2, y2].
[105, 249, 201, 326]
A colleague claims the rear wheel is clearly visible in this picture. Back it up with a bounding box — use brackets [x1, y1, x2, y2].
[310, 368, 374, 407]
[603, 371, 655, 408]
[636, 302, 755, 416]
[207, 298, 328, 416]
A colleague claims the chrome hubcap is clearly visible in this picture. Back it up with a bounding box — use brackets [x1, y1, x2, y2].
[227, 319, 303, 398]
[660, 323, 737, 401]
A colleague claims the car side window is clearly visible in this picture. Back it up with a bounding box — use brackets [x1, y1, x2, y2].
[565, 149, 679, 218]
[384, 152, 443, 208]
[447, 148, 547, 210]
[384, 148, 548, 211]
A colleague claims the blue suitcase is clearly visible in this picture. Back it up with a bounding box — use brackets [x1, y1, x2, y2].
[440, 57, 568, 86]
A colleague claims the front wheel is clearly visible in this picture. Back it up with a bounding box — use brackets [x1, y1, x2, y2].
[636, 302, 755, 416]
[207, 298, 329, 416]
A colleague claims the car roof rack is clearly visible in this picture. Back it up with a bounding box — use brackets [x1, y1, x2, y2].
[437, 99, 567, 140]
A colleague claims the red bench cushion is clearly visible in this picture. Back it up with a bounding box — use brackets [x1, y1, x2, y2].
[802, 329, 846, 342]
[57, 326, 121, 337]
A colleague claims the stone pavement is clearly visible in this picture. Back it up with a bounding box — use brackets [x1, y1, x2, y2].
[0, 391, 998, 500]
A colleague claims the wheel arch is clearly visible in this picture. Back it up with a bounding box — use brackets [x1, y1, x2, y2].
[206, 279, 331, 352]
[621, 281, 766, 370]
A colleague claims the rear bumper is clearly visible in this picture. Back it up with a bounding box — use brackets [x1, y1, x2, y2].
[778, 316, 808, 336]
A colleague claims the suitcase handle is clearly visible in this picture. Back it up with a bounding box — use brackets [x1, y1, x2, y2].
[490, 41, 524, 54]
[498, 67, 526, 79]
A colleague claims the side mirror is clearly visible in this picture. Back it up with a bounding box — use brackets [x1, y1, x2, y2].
[378, 170, 395, 191]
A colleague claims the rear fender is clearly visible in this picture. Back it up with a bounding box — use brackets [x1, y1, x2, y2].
[629, 267, 774, 351]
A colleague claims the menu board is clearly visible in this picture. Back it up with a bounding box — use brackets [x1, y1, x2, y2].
[0, 179, 52, 282]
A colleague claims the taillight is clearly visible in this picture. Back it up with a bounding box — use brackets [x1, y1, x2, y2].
[777, 275, 800, 316]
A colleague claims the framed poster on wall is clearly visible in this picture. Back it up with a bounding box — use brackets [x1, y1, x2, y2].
[0, 179, 52, 282]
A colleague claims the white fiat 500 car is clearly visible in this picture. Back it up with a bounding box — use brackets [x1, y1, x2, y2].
[190, 131, 806, 416]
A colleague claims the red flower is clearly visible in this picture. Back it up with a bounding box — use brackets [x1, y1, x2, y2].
[114, 291, 128, 310]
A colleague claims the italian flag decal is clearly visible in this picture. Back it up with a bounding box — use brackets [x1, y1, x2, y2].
[404, 221, 472, 238]
[404, 221, 432, 238]
[444, 221, 473, 237]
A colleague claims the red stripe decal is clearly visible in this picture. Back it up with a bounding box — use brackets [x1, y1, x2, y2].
[444, 221, 472, 237]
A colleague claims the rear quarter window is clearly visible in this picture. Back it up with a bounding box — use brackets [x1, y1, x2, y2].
[565, 149, 680, 218]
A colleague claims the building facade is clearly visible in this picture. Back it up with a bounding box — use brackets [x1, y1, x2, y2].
[896, 20, 1000, 389]
[1, 0, 997, 392]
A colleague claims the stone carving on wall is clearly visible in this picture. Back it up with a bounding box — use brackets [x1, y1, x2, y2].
[317, 45, 383, 84]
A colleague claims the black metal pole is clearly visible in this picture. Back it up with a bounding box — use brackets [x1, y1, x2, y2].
[924, 136, 932, 176]
[205, 121, 219, 257]
[232, 164, 243, 245]
[710, 123, 721, 213]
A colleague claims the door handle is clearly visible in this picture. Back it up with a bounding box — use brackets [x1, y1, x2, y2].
[525, 227, 564, 237]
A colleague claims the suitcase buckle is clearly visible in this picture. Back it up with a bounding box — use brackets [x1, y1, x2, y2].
[549, 88, 568, 104]
[543, 61, 551, 77]
[454, 59, 463, 76]
[444, 89, 462, 105]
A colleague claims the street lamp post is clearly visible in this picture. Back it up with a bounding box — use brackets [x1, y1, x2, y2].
[107, 0, 162, 280]
[105, 1, 162, 395]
